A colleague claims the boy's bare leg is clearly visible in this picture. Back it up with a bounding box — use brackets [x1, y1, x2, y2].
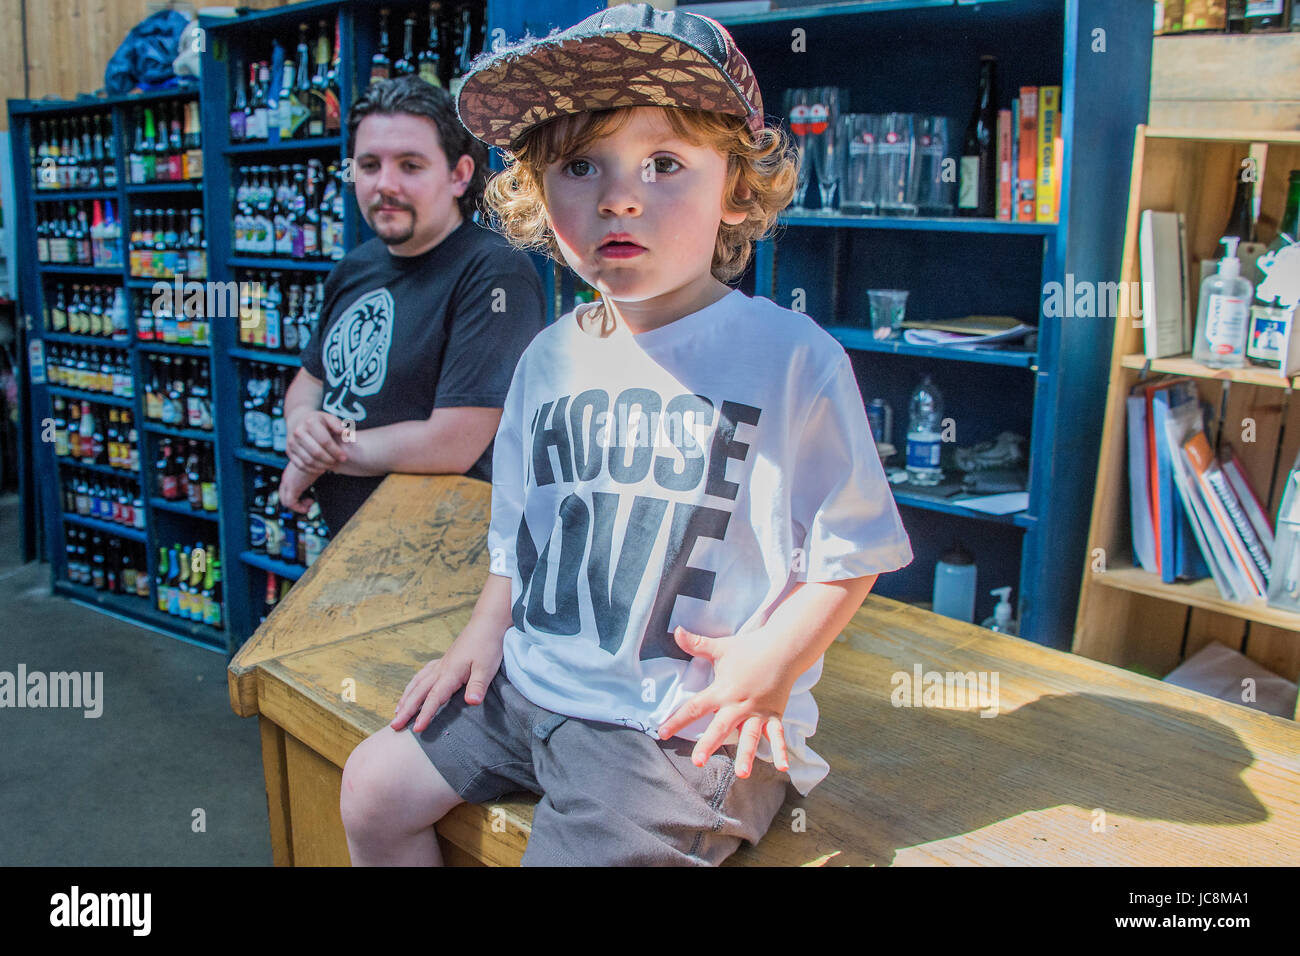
[340, 725, 464, 866]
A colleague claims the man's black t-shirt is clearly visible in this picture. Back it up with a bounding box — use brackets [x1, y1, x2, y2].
[301, 217, 546, 532]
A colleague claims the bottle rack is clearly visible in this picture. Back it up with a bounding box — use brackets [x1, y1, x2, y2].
[9, 86, 232, 649]
[193, 0, 593, 653]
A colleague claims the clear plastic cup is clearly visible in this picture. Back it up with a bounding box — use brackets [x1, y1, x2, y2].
[868, 289, 909, 339]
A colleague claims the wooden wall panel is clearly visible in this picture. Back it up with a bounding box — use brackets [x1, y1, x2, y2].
[1, 0, 290, 130]
[1151, 33, 1300, 133]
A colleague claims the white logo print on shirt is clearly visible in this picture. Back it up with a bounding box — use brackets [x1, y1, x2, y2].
[513, 388, 763, 664]
[322, 288, 395, 422]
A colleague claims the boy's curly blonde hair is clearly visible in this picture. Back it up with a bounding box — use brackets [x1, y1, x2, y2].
[482, 106, 798, 284]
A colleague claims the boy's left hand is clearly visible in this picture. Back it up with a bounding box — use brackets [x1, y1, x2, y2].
[657, 625, 795, 779]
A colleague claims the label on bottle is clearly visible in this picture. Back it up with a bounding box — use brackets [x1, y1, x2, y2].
[274, 213, 292, 256]
[958, 156, 979, 210]
[271, 417, 287, 453]
[264, 517, 283, 557]
[244, 410, 273, 448]
[202, 481, 218, 512]
[1205, 293, 1250, 355]
[249, 512, 267, 550]
[305, 530, 323, 566]
[265, 308, 281, 349]
[204, 595, 221, 628]
[906, 433, 942, 469]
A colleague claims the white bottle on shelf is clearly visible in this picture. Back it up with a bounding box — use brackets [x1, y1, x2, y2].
[1193, 236, 1254, 368]
[980, 586, 1018, 635]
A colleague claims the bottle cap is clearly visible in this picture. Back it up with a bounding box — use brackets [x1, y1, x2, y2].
[939, 542, 974, 566]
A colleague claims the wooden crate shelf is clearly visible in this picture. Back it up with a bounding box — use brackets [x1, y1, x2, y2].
[1073, 127, 1300, 715]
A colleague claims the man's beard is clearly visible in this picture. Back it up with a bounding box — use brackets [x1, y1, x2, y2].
[370, 202, 416, 246]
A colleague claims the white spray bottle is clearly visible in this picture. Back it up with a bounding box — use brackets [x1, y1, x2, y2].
[981, 586, 1018, 635]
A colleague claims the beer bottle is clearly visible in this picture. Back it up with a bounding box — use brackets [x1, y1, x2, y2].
[371, 9, 393, 84]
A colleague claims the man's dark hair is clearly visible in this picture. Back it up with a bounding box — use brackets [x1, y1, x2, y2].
[347, 75, 489, 221]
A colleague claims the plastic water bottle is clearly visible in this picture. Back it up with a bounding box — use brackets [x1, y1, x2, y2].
[906, 374, 944, 485]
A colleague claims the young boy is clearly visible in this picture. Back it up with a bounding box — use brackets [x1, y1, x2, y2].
[339, 2, 913, 867]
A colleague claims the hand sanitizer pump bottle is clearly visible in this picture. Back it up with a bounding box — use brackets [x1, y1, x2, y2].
[981, 586, 1018, 635]
[1193, 236, 1255, 368]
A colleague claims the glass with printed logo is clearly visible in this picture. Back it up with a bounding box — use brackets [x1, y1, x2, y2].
[912, 116, 953, 215]
[807, 87, 845, 211]
[875, 113, 917, 216]
[839, 114, 879, 214]
[783, 88, 815, 211]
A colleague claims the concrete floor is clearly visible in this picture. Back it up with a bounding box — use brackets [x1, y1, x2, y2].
[0, 493, 273, 865]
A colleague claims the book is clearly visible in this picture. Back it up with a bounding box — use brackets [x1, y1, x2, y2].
[1016, 87, 1037, 222]
[1182, 431, 1269, 596]
[1036, 86, 1061, 222]
[1222, 452, 1275, 558]
[996, 109, 1013, 221]
[1148, 379, 1211, 582]
[1138, 210, 1192, 358]
[1162, 397, 1244, 600]
[1126, 394, 1158, 572]
[1010, 98, 1020, 219]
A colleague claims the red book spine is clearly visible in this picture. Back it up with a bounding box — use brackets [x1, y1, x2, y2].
[996, 109, 1013, 221]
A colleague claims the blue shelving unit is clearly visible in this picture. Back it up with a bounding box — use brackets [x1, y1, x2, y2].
[198, 0, 598, 652]
[717, 0, 1151, 647]
[9, 84, 231, 651]
[12, 0, 1140, 656]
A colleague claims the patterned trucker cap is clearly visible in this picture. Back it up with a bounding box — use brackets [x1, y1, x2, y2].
[454, 2, 766, 150]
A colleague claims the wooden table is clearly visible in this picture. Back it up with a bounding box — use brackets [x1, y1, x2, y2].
[228, 475, 1300, 866]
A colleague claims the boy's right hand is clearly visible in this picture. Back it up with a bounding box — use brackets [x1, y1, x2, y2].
[390, 623, 504, 734]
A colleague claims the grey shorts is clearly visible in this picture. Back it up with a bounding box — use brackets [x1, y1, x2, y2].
[410, 666, 791, 866]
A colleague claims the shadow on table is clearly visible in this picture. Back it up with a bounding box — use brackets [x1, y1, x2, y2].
[769, 689, 1274, 866]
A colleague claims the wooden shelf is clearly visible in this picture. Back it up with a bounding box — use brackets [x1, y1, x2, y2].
[1120, 353, 1296, 389]
[1143, 127, 1300, 145]
[1091, 563, 1300, 631]
[1074, 126, 1300, 694]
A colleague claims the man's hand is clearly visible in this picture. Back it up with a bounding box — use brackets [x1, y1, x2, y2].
[656, 625, 796, 779]
[279, 460, 322, 515]
[287, 409, 350, 473]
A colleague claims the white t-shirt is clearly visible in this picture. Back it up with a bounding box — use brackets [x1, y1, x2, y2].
[486, 288, 913, 796]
